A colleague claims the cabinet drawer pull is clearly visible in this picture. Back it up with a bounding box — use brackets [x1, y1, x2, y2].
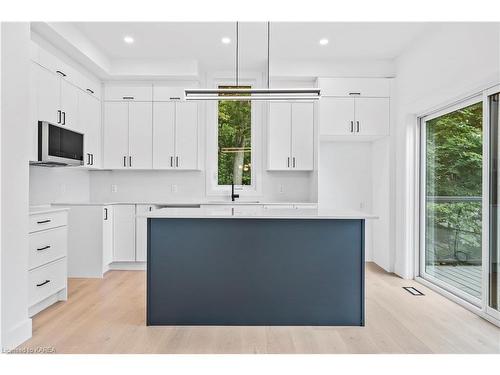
[36, 280, 50, 286]
[122, 96, 134, 100]
[36, 280, 51, 287]
[349, 92, 361, 96]
[37, 245, 51, 251]
[56, 70, 66, 77]
[356, 121, 360, 133]
[170, 97, 181, 100]
[37, 219, 51, 224]
[86, 88, 95, 94]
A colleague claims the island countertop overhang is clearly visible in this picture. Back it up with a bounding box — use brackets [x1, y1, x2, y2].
[140, 207, 378, 220]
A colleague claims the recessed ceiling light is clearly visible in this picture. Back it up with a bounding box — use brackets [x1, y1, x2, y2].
[221, 37, 231, 44]
[123, 36, 134, 44]
[319, 38, 329, 46]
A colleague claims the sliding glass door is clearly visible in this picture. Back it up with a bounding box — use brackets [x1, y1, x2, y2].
[489, 89, 500, 316]
[421, 99, 483, 303]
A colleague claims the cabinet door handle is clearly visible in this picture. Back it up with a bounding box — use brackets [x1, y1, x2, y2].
[129, 156, 132, 167]
[62, 111, 66, 125]
[356, 121, 360, 133]
[56, 70, 66, 77]
[91, 154, 94, 165]
[122, 96, 134, 100]
[36, 280, 51, 287]
[87, 153, 91, 165]
[287, 157, 290, 168]
[37, 245, 51, 251]
[37, 219, 51, 224]
[123, 156, 127, 167]
[176, 156, 179, 168]
[57, 110, 61, 124]
[350, 121, 354, 133]
[349, 92, 361, 96]
[104, 208, 108, 220]
[292, 157, 296, 168]
[170, 156, 173, 167]
[86, 88, 95, 94]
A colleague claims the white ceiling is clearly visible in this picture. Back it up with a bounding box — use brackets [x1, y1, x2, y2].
[71, 22, 434, 70]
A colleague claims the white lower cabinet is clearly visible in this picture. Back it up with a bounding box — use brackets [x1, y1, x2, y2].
[112, 205, 136, 262]
[102, 206, 114, 269]
[28, 209, 68, 317]
[135, 205, 160, 262]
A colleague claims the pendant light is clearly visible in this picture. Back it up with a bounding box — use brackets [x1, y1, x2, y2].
[185, 22, 321, 101]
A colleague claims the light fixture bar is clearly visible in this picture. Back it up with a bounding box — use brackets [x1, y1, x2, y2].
[185, 95, 320, 101]
[186, 88, 320, 95]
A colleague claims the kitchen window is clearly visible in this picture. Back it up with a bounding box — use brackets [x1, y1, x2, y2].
[217, 85, 252, 186]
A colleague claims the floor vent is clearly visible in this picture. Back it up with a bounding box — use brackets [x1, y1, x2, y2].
[403, 286, 425, 296]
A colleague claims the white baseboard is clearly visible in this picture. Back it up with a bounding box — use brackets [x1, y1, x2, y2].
[2, 318, 32, 352]
[28, 288, 67, 317]
[109, 261, 146, 271]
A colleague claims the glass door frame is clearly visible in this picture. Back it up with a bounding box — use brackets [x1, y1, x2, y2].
[418, 95, 484, 307]
[484, 84, 500, 321]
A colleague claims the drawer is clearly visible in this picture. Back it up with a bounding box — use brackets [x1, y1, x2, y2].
[29, 226, 67, 270]
[318, 78, 390, 97]
[29, 258, 66, 306]
[104, 84, 153, 101]
[29, 210, 68, 233]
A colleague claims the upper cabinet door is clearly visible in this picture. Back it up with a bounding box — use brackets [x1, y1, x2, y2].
[34, 64, 60, 125]
[79, 92, 101, 168]
[152, 102, 176, 169]
[291, 103, 314, 171]
[354, 98, 390, 136]
[60, 79, 79, 131]
[268, 102, 292, 170]
[103, 102, 129, 169]
[128, 102, 153, 169]
[175, 102, 198, 170]
[319, 97, 355, 136]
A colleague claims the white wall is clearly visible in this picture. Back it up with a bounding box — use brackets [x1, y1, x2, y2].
[29, 167, 90, 205]
[394, 23, 500, 278]
[0, 22, 32, 350]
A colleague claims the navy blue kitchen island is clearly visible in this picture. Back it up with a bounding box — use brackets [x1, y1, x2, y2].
[145, 207, 373, 326]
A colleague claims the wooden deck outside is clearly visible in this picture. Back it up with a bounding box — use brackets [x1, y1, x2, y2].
[428, 265, 482, 298]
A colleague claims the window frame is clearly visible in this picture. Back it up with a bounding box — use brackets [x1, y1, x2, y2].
[205, 74, 263, 198]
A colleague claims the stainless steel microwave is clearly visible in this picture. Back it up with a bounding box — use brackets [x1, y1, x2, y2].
[31, 121, 84, 167]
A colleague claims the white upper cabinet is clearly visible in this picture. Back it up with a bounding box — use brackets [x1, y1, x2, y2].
[175, 102, 198, 170]
[268, 102, 292, 170]
[320, 97, 356, 135]
[319, 78, 391, 138]
[79, 91, 101, 168]
[152, 101, 198, 170]
[291, 103, 314, 171]
[128, 102, 153, 169]
[153, 86, 185, 101]
[33, 63, 60, 125]
[103, 102, 129, 169]
[355, 98, 390, 136]
[268, 102, 314, 171]
[103, 101, 153, 169]
[60, 79, 80, 131]
[152, 102, 176, 169]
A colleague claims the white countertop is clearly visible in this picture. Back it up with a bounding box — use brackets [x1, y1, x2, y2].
[139, 206, 377, 220]
[50, 201, 318, 207]
[29, 205, 70, 215]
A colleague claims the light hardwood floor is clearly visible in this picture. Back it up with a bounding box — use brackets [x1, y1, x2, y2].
[16, 263, 500, 354]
